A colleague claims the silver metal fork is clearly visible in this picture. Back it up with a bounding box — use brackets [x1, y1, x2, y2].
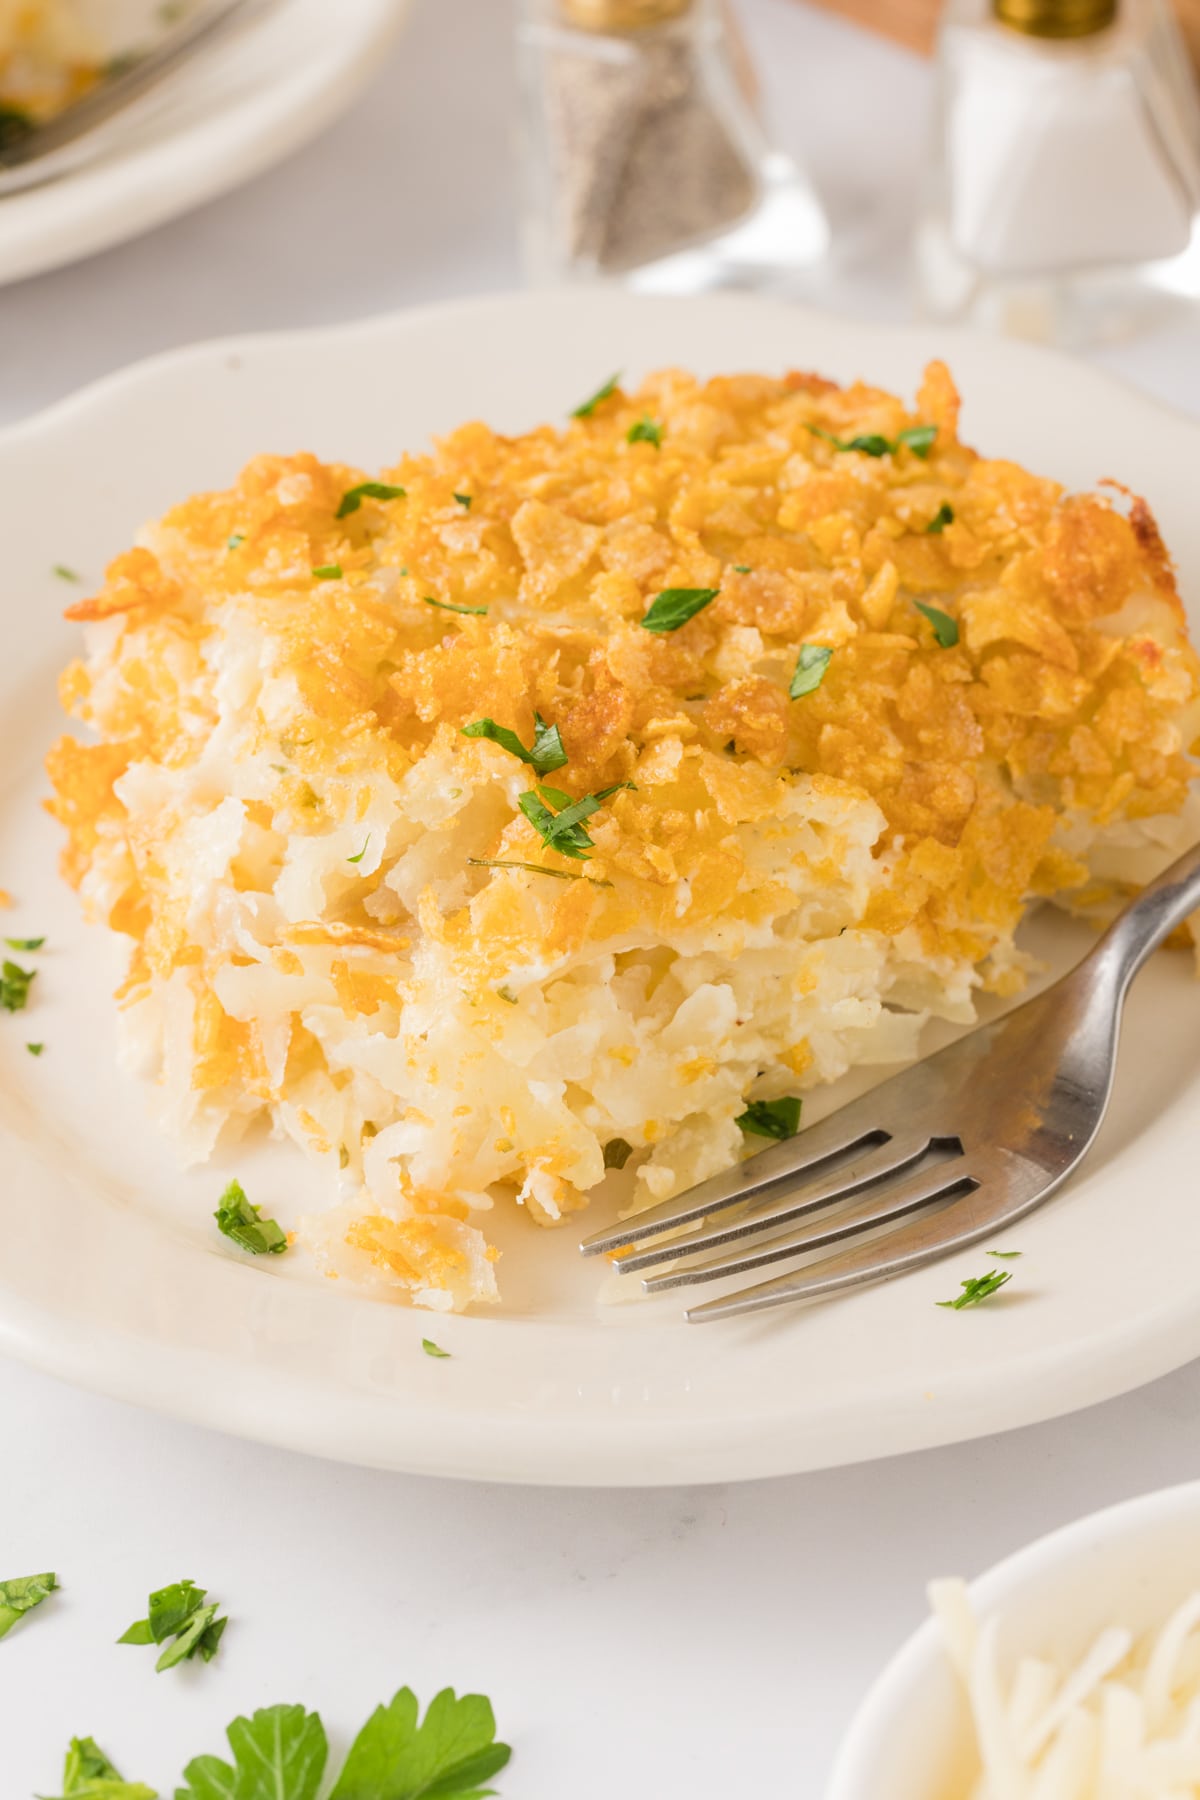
[581, 839, 1200, 1322]
[0, 0, 263, 199]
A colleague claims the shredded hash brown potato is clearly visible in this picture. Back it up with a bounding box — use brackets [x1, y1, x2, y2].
[48, 361, 1200, 1310]
[0, 0, 98, 122]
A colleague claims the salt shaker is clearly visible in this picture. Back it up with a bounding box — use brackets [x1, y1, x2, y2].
[517, 0, 828, 291]
[916, 0, 1200, 342]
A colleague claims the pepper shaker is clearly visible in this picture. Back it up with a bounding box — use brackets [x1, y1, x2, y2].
[517, 0, 828, 291]
[916, 0, 1200, 342]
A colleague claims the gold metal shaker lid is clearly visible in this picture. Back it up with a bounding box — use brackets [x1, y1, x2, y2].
[993, 0, 1116, 38]
[559, 0, 694, 29]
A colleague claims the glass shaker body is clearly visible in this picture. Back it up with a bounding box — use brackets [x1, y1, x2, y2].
[916, 0, 1200, 343]
[517, 0, 828, 292]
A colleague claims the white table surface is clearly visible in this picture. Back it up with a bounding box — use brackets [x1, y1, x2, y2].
[4, 2, 1200, 1795]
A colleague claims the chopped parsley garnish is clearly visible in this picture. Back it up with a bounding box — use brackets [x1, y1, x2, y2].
[5, 935, 44, 951]
[988, 1249, 1022, 1259]
[626, 416, 662, 448]
[48, 1735, 153, 1799]
[736, 1096, 802, 1140]
[572, 372, 621, 418]
[0, 105, 33, 153]
[925, 502, 954, 534]
[496, 985, 518, 1004]
[119, 1579, 227, 1673]
[789, 644, 832, 699]
[733, 564, 752, 574]
[312, 564, 343, 581]
[453, 492, 472, 509]
[0, 959, 35, 1012]
[461, 713, 567, 775]
[809, 423, 937, 460]
[213, 1179, 287, 1256]
[336, 481, 406, 519]
[518, 782, 632, 861]
[178, 1687, 509, 1800]
[467, 857, 612, 887]
[603, 1138, 634, 1170]
[0, 1572, 57, 1640]
[53, 565, 81, 584]
[422, 1338, 451, 1359]
[26, 1042, 43, 1056]
[347, 836, 371, 864]
[226, 532, 245, 550]
[937, 1269, 1013, 1309]
[424, 596, 489, 616]
[640, 587, 720, 633]
[914, 600, 959, 648]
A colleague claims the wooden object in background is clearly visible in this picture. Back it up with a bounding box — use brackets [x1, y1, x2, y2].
[798, 0, 1200, 65]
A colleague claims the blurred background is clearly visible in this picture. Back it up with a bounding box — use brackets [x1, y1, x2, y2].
[3, 0, 1200, 426]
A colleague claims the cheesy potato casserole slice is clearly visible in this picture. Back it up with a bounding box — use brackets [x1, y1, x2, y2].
[48, 361, 1200, 1310]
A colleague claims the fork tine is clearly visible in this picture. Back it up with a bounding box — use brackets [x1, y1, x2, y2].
[580, 1097, 898, 1258]
[644, 1159, 977, 1291]
[611, 1132, 939, 1275]
[684, 1152, 1051, 1321]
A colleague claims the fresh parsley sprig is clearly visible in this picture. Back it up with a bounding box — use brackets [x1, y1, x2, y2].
[461, 713, 568, 776]
[808, 423, 937, 460]
[336, 481, 406, 519]
[925, 502, 954, 534]
[118, 1579, 227, 1674]
[789, 645, 832, 699]
[518, 782, 632, 861]
[572, 372, 621, 419]
[603, 1138, 634, 1170]
[640, 587, 720, 633]
[424, 596, 489, 617]
[214, 1180, 288, 1256]
[5, 935, 44, 951]
[626, 416, 662, 448]
[0, 1571, 57, 1640]
[937, 1269, 1013, 1309]
[736, 1097, 802, 1140]
[467, 858, 613, 888]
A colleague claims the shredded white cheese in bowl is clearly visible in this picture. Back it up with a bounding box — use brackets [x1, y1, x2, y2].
[827, 1481, 1200, 1800]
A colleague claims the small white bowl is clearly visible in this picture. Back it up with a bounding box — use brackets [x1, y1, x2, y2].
[828, 1479, 1200, 1800]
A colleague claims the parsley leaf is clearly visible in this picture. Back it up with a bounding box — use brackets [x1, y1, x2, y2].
[214, 1180, 288, 1256]
[467, 858, 612, 888]
[640, 587, 720, 633]
[461, 713, 567, 776]
[732, 564, 752, 574]
[336, 481, 406, 519]
[453, 493, 472, 509]
[736, 1097, 802, 1140]
[328, 1685, 511, 1800]
[571, 372, 621, 419]
[422, 1338, 451, 1359]
[925, 502, 954, 534]
[789, 644, 832, 699]
[0, 1571, 56, 1640]
[177, 1704, 327, 1800]
[26, 1042, 44, 1056]
[347, 836, 371, 864]
[988, 1249, 1022, 1259]
[518, 782, 632, 862]
[424, 597, 489, 617]
[5, 935, 44, 950]
[1, 959, 35, 1012]
[227, 533, 245, 550]
[119, 1579, 227, 1674]
[626, 416, 662, 448]
[47, 1734, 155, 1798]
[809, 423, 937, 460]
[914, 600, 959, 648]
[312, 564, 343, 581]
[603, 1138, 634, 1170]
[937, 1269, 1013, 1309]
[53, 564, 82, 584]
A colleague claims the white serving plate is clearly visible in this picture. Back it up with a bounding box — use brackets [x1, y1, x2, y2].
[3, 289, 1200, 1487]
[827, 1479, 1200, 1800]
[0, 0, 413, 286]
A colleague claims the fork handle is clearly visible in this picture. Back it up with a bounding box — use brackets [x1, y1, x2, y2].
[1087, 837, 1200, 993]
